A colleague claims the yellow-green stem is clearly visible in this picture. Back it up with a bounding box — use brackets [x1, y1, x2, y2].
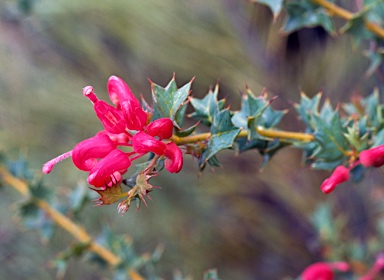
[0, 167, 145, 280]
[170, 127, 314, 145]
[310, 0, 384, 39]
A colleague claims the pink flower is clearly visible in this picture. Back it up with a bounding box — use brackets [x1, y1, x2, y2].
[83, 86, 127, 134]
[320, 166, 350, 194]
[359, 144, 384, 167]
[131, 131, 166, 155]
[146, 118, 174, 139]
[301, 262, 349, 280]
[72, 134, 116, 171]
[107, 75, 140, 108]
[164, 142, 183, 173]
[87, 149, 131, 188]
[120, 100, 148, 131]
[107, 75, 148, 131]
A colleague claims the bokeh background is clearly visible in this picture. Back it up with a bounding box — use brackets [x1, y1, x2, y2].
[0, 0, 382, 279]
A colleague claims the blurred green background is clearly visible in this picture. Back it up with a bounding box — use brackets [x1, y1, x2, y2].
[0, 0, 382, 279]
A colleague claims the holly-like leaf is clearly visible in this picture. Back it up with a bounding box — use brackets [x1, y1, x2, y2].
[311, 110, 349, 169]
[344, 121, 369, 152]
[189, 84, 225, 126]
[174, 121, 200, 137]
[340, 11, 375, 45]
[91, 183, 126, 206]
[232, 89, 285, 141]
[251, 0, 283, 19]
[201, 109, 241, 168]
[151, 75, 192, 122]
[294, 92, 322, 130]
[282, 1, 335, 34]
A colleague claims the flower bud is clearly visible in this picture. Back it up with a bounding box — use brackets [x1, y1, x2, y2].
[360, 144, 384, 167]
[164, 142, 183, 173]
[146, 118, 173, 139]
[131, 131, 166, 155]
[72, 134, 116, 171]
[320, 165, 350, 194]
[87, 149, 131, 187]
[83, 86, 127, 134]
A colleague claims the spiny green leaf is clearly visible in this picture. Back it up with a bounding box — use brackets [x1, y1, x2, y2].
[201, 109, 241, 168]
[189, 84, 225, 126]
[151, 75, 192, 121]
[174, 121, 199, 137]
[251, 0, 283, 19]
[231, 89, 269, 129]
[282, 1, 335, 34]
[294, 92, 322, 130]
[174, 102, 188, 128]
[340, 11, 375, 45]
[344, 121, 369, 152]
[232, 89, 285, 141]
[311, 110, 349, 169]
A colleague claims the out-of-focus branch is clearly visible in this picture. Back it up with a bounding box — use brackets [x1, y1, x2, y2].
[311, 0, 384, 39]
[0, 167, 145, 280]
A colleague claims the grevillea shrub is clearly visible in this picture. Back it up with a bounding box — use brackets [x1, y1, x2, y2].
[2, 0, 384, 279]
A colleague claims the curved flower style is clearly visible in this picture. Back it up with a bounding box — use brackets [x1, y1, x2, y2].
[320, 166, 350, 194]
[301, 262, 349, 280]
[164, 142, 183, 173]
[359, 144, 384, 167]
[87, 149, 131, 188]
[72, 133, 116, 171]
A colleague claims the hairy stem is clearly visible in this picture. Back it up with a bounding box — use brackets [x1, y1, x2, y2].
[310, 0, 384, 38]
[0, 167, 145, 280]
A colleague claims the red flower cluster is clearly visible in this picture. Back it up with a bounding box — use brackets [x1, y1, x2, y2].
[43, 76, 183, 188]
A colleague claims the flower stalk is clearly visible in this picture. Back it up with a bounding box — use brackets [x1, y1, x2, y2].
[170, 127, 314, 145]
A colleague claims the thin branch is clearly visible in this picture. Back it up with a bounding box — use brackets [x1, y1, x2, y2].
[311, 0, 384, 39]
[170, 127, 314, 145]
[0, 167, 145, 280]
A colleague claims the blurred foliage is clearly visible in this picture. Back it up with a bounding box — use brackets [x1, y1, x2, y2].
[0, 0, 384, 279]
